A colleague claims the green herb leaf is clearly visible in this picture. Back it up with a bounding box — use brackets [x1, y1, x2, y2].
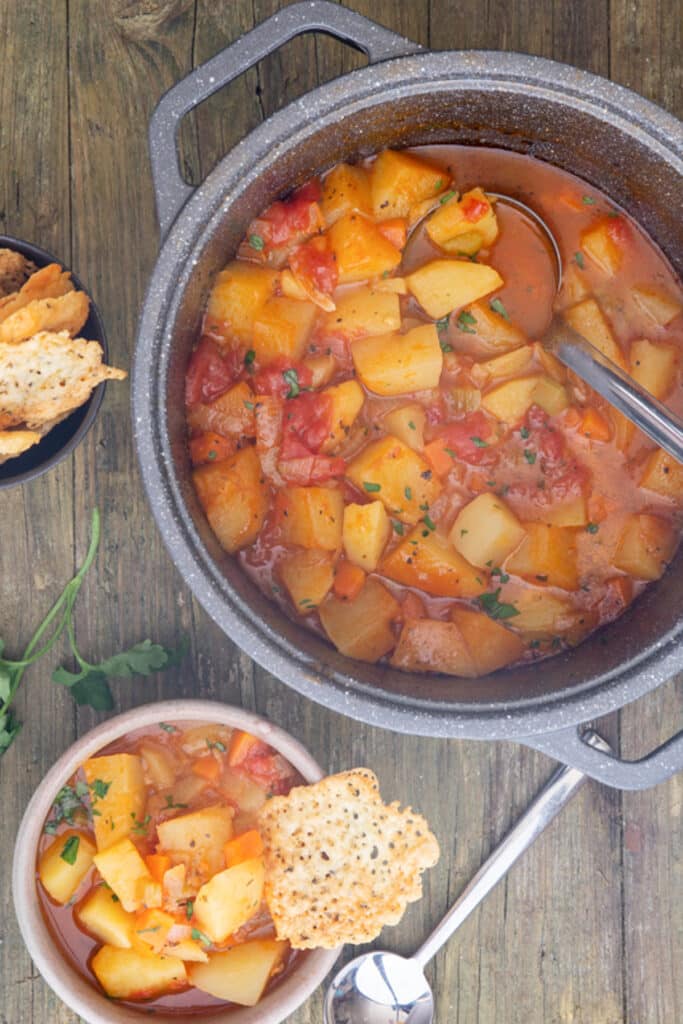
[90, 779, 111, 800]
[164, 795, 189, 811]
[131, 813, 151, 836]
[489, 298, 509, 320]
[244, 400, 255, 410]
[249, 233, 265, 251]
[433, 178, 444, 193]
[244, 349, 256, 367]
[439, 190, 456, 205]
[470, 436, 488, 448]
[206, 739, 226, 752]
[523, 449, 537, 465]
[435, 315, 450, 333]
[423, 515, 436, 531]
[520, 426, 530, 439]
[159, 723, 177, 733]
[191, 928, 212, 946]
[478, 589, 520, 621]
[53, 667, 114, 711]
[404, 486, 412, 501]
[456, 311, 477, 334]
[491, 567, 510, 584]
[186, 900, 194, 920]
[393, 521, 405, 536]
[586, 522, 600, 534]
[440, 339, 453, 353]
[574, 251, 585, 269]
[363, 481, 381, 493]
[60, 835, 80, 865]
[582, 195, 596, 205]
[0, 668, 11, 704]
[282, 368, 300, 399]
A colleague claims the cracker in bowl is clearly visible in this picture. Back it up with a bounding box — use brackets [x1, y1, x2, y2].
[257, 768, 440, 949]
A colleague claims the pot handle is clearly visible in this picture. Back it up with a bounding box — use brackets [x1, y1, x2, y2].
[149, 0, 422, 239]
[521, 722, 683, 790]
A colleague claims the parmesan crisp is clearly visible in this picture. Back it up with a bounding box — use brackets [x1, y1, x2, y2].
[258, 768, 440, 949]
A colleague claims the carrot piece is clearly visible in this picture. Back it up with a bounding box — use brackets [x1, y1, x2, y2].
[423, 439, 455, 477]
[223, 829, 264, 868]
[558, 191, 584, 212]
[376, 217, 408, 250]
[227, 729, 269, 768]
[145, 854, 171, 884]
[191, 755, 221, 782]
[579, 406, 610, 442]
[333, 560, 366, 601]
[189, 431, 235, 466]
[563, 406, 582, 428]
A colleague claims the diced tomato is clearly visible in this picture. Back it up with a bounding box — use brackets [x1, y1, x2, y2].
[607, 216, 630, 246]
[185, 336, 242, 405]
[281, 392, 333, 458]
[377, 218, 407, 250]
[244, 180, 324, 254]
[526, 404, 550, 432]
[289, 238, 339, 296]
[434, 411, 497, 465]
[252, 358, 314, 398]
[548, 463, 590, 502]
[188, 431, 236, 466]
[461, 195, 490, 222]
[279, 454, 346, 485]
[244, 753, 297, 795]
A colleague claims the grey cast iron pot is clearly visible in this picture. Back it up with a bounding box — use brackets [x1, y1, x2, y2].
[133, 0, 683, 791]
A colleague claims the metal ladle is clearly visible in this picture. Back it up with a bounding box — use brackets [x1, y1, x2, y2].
[414, 194, 683, 464]
[323, 731, 611, 1024]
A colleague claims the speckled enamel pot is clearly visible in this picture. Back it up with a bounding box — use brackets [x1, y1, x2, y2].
[12, 700, 340, 1024]
[133, 1, 683, 789]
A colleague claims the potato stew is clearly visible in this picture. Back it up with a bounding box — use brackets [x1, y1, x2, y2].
[185, 145, 683, 677]
[37, 722, 301, 1010]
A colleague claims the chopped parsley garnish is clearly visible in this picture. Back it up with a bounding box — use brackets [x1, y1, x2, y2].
[44, 783, 90, 834]
[408, 421, 416, 430]
[164, 795, 189, 810]
[489, 298, 509, 320]
[423, 515, 436, 531]
[574, 251, 585, 269]
[137, 925, 161, 935]
[186, 900, 194, 920]
[440, 339, 453, 353]
[159, 723, 177, 733]
[404, 486, 412, 501]
[445, 448, 456, 459]
[244, 400, 255, 410]
[90, 779, 111, 801]
[435, 315, 450, 333]
[131, 813, 151, 836]
[470, 436, 488, 448]
[244, 349, 256, 367]
[191, 928, 212, 946]
[433, 178, 445, 192]
[520, 426, 530, 439]
[60, 835, 80, 865]
[523, 449, 537, 465]
[207, 450, 217, 460]
[491, 567, 510, 583]
[456, 311, 477, 334]
[248, 233, 265, 251]
[206, 739, 227, 752]
[363, 481, 381, 493]
[439, 190, 456, 204]
[282, 369, 300, 399]
[393, 521, 405, 536]
[478, 589, 520, 620]
[586, 522, 600, 534]
[582, 195, 596, 205]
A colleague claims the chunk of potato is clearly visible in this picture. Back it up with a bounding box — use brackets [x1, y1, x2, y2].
[77, 885, 134, 948]
[613, 513, 677, 580]
[302, 352, 336, 388]
[407, 260, 503, 319]
[252, 297, 318, 364]
[391, 618, 477, 675]
[456, 300, 527, 357]
[451, 387, 482, 415]
[631, 284, 683, 326]
[533, 495, 589, 528]
[505, 587, 594, 643]
[38, 830, 96, 905]
[351, 324, 443, 396]
[481, 376, 539, 424]
[426, 188, 499, 253]
[188, 939, 288, 1006]
[93, 838, 157, 913]
[556, 263, 590, 310]
[83, 754, 146, 851]
[580, 220, 623, 275]
[276, 486, 344, 549]
[323, 286, 401, 339]
[193, 446, 269, 554]
[319, 577, 400, 660]
[342, 501, 391, 571]
[328, 212, 402, 284]
[381, 527, 486, 598]
[139, 743, 178, 791]
[321, 379, 365, 452]
[157, 806, 234, 879]
[640, 448, 683, 500]
[206, 262, 278, 344]
[321, 162, 372, 226]
[450, 606, 525, 674]
[531, 375, 570, 416]
[630, 338, 677, 399]
[91, 945, 187, 1000]
[475, 344, 534, 385]
[450, 493, 526, 569]
[370, 149, 446, 220]
[382, 403, 426, 451]
[564, 299, 626, 369]
[345, 435, 442, 524]
[193, 858, 264, 944]
[506, 522, 579, 590]
[161, 937, 209, 963]
[279, 548, 335, 611]
[132, 908, 176, 955]
[186, 381, 257, 439]
[279, 268, 309, 301]
[373, 275, 408, 295]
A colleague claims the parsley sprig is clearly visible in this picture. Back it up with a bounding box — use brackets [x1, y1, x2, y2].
[0, 509, 187, 758]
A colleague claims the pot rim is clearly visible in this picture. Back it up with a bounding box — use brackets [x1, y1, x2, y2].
[12, 699, 341, 1024]
[133, 49, 683, 740]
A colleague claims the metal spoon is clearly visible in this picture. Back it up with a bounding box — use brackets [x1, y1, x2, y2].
[323, 730, 611, 1024]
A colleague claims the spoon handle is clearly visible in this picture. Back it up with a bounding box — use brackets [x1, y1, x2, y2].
[413, 731, 611, 969]
[549, 323, 683, 464]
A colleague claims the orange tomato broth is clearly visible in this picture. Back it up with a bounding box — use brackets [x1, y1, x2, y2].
[185, 145, 683, 676]
[37, 721, 303, 1013]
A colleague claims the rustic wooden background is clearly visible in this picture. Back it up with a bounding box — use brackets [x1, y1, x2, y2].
[1, 1, 681, 1021]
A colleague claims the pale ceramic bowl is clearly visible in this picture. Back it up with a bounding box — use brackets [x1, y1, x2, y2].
[13, 699, 341, 1024]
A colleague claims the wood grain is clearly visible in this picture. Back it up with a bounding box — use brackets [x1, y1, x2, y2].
[0, 2, 680, 1022]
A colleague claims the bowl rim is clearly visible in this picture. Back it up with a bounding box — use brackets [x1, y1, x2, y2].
[12, 699, 341, 1024]
[0, 233, 109, 490]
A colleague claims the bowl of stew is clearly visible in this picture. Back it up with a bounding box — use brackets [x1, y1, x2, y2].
[12, 700, 340, 1023]
[133, 3, 683, 784]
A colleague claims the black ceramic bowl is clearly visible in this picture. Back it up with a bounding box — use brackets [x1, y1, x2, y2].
[0, 235, 109, 490]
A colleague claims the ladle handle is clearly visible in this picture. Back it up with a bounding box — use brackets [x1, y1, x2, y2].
[553, 327, 683, 464]
[413, 731, 611, 969]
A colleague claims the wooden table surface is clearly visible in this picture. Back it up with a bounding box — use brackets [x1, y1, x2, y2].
[1, 2, 681, 1022]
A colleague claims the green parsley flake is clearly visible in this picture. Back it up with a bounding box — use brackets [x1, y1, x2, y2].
[393, 521, 405, 536]
[586, 522, 600, 534]
[478, 589, 520, 621]
[282, 368, 300, 399]
[404, 486, 412, 501]
[470, 436, 488, 448]
[520, 426, 530, 439]
[523, 449, 536, 465]
[159, 723, 177, 733]
[574, 251, 585, 269]
[456, 311, 477, 334]
[191, 928, 212, 946]
[186, 900, 194, 920]
[244, 349, 256, 367]
[423, 515, 436, 531]
[90, 779, 111, 800]
[582, 195, 596, 205]
[489, 298, 509, 320]
[440, 339, 454, 353]
[435, 315, 450, 333]
[249, 233, 265, 251]
[439, 190, 456, 205]
[60, 835, 80, 865]
[363, 481, 381, 493]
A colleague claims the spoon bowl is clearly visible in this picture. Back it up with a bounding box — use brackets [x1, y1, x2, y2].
[324, 952, 433, 1024]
